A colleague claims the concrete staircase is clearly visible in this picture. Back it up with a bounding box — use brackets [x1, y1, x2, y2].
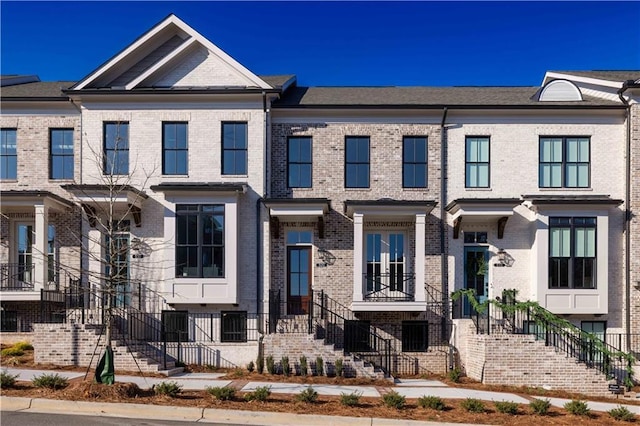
[264, 316, 386, 380]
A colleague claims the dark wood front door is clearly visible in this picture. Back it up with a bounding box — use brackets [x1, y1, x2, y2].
[287, 246, 311, 314]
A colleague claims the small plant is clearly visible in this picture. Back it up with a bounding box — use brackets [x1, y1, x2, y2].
[447, 367, 462, 383]
[0, 370, 19, 388]
[608, 405, 636, 422]
[382, 390, 406, 409]
[154, 381, 182, 397]
[206, 385, 235, 401]
[315, 356, 324, 376]
[266, 355, 275, 374]
[461, 398, 486, 413]
[32, 373, 68, 390]
[12, 341, 33, 351]
[495, 400, 520, 415]
[256, 355, 264, 374]
[281, 356, 291, 376]
[244, 385, 271, 402]
[529, 398, 551, 415]
[232, 367, 245, 378]
[299, 355, 308, 376]
[564, 399, 590, 417]
[296, 386, 319, 403]
[340, 391, 361, 407]
[418, 395, 446, 411]
[247, 360, 255, 373]
[335, 358, 343, 377]
[1, 347, 24, 357]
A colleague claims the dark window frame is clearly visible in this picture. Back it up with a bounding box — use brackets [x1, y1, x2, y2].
[465, 136, 490, 188]
[402, 321, 429, 352]
[221, 311, 247, 342]
[549, 216, 597, 289]
[162, 310, 189, 342]
[49, 128, 74, 180]
[344, 136, 370, 188]
[103, 122, 129, 175]
[539, 136, 591, 188]
[287, 136, 313, 188]
[402, 136, 428, 188]
[162, 122, 188, 175]
[175, 204, 225, 279]
[221, 121, 248, 175]
[0, 128, 17, 180]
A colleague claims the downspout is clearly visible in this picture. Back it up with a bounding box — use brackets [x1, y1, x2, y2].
[257, 91, 268, 328]
[617, 81, 632, 351]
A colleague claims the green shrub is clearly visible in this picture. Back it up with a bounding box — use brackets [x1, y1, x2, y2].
[1, 347, 24, 357]
[299, 355, 308, 376]
[529, 398, 551, 415]
[447, 367, 462, 383]
[461, 398, 485, 413]
[418, 395, 446, 411]
[382, 390, 406, 409]
[206, 385, 235, 401]
[296, 386, 318, 403]
[266, 355, 275, 374]
[335, 358, 343, 377]
[340, 391, 361, 407]
[154, 381, 182, 397]
[244, 385, 271, 402]
[247, 360, 255, 373]
[32, 373, 68, 390]
[256, 355, 264, 374]
[608, 405, 636, 422]
[564, 399, 590, 417]
[281, 356, 291, 376]
[495, 401, 520, 415]
[12, 341, 33, 351]
[0, 370, 19, 388]
[315, 357, 324, 376]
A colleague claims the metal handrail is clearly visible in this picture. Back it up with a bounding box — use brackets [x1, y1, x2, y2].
[0, 263, 35, 291]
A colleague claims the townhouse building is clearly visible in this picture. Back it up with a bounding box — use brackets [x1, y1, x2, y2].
[1, 14, 638, 393]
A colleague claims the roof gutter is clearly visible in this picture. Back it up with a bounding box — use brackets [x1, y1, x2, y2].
[617, 80, 632, 352]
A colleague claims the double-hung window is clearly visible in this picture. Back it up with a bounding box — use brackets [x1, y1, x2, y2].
[403, 136, 427, 188]
[221, 311, 247, 342]
[176, 205, 224, 278]
[539, 137, 590, 188]
[345, 136, 370, 188]
[103, 122, 129, 175]
[465, 136, 490, 188]
[0, 128, 17, 180]
[222, 122, 247, 175]
[163, 122, 188, 175]
[50, 129, 74, 180]
[287, 136, 312, 188]
[549, 217, 596, 289]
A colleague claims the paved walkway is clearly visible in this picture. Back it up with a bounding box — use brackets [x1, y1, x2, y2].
[3, 366, 640, 425]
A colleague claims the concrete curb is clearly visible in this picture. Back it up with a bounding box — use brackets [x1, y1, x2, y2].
[1, 396, 483, 425]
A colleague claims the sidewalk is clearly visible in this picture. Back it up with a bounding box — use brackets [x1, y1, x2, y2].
[3, 366, 640, 425]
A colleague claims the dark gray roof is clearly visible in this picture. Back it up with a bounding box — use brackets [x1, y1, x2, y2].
[274, 86, 622, 108]
[1, 75, 40, 87]
[1, 81, 75, 99]
[0, 190, 75, 208]
[445, 198, 522, 212]
[550, 71, 640, 83]
[150, 182, 247, 193]
[522, 194, 623, 205]
[62, 184, 149, 199]
[259, 75, 296, 90]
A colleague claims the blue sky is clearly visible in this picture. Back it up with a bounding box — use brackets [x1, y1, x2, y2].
[1, 1, 639, 87]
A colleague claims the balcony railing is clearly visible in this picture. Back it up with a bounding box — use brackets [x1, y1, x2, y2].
[0, 263, 35, 291]
[363, 273, 414, 302]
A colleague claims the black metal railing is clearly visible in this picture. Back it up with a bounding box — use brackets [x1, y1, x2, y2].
[467, 300, 635, 385]
[0, 263, 35, 290]
[605, 334, 640, 357]
[363, 273, 414, 301]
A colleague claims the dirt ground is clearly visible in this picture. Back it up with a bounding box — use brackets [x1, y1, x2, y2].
[1, 347, 638, 425]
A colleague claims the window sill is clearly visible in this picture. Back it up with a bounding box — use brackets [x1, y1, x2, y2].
[538, 187, 593, 191]
[162, 174, 189, 178]
[221, 174, 249, 178]
[465, 188, 492, 191]
[50, 179, 75, 183]
[402, 187, 428, 191]
[344, 187, 372, 191]
[0, 179, 18, 183]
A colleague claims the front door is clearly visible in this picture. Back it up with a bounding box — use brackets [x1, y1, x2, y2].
[106, 234, 131, 307]
[463, 246, 489, 316]
[581, 321, 606, 363]
[287, 246, 311, 314]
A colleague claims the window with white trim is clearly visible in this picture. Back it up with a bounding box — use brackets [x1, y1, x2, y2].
[549, 217, 596, 289]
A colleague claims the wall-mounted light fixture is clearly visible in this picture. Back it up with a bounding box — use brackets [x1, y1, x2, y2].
[494, 248, 514, 267]
[131, 237, 144, 258]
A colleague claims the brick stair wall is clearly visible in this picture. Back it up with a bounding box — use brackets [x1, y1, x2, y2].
[32, 323, 175, 373]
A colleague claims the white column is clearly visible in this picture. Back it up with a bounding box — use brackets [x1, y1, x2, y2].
[33, 203, 49, 291]
[225, 200, 238, 304]
[353, 213, 364, 302]
[87, 226, 103, 307]
[414, 213, 426, 303]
